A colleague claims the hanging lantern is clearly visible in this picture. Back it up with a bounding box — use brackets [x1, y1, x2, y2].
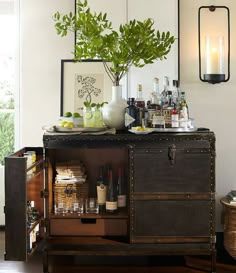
[198, 5, 230, 84]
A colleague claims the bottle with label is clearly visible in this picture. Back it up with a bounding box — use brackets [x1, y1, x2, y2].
[117, 167, 126, 208]
[27, 200, 40, 226]
[27, 231, 33, 253]
[96, 165, 107, 212]
[135, 84, 145, 108]
[179, 91, 189, 128]
[125, 98, 140, 129]
[171, 105, 179, 128]
[135, 84, 147, 127]
[105, 167, 118, 213]
[148, 78, 161, 110]
[172, 80, 179, 106]
[163, 90, 174, 128]
[161, 76, 170, 108]
[147, 78, 162, 127]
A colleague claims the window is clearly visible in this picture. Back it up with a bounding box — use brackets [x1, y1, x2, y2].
[0, 0, 19, 165]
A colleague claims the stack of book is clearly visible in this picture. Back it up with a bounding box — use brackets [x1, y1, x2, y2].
[226, 190, 236, 204]
[55, 160, 87, 184]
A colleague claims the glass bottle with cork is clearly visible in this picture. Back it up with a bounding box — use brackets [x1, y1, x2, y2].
[179, 91, 189, 128]
[117, 166, 126, 208]
[135, 84, 147, 127]
[135, 84, 145, 108]
[161, 76, 174, 128]
[148, 78, 162, 127]
[105, 166, 118, 213]
[96, 165, 107, 212]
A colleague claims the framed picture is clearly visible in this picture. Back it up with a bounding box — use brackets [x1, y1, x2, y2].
[60, 59, 113, 115]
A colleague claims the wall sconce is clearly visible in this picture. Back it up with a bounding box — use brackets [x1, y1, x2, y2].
[198, 5, 230, 84]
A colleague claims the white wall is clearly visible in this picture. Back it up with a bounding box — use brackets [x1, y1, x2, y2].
[180, 0, 236, 230]
[20, 0, 74, 146]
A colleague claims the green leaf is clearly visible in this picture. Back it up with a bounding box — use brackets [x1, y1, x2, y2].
[53, 0, 176, 86]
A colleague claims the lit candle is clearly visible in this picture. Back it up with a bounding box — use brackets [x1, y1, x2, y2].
[209, 48, 220, 74]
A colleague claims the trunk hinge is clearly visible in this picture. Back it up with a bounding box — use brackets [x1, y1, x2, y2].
[40, 189, 49, 198]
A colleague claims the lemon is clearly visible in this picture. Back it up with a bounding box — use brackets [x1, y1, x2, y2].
[64, 121, 74, 128]
[64, 112, 72, 118]
[136, 126, 145, 131]
[73, 112, 81, 118]
[60, 120, 67, 127]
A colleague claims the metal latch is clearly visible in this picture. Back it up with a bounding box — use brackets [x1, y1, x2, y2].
[168, 144, 176, 165]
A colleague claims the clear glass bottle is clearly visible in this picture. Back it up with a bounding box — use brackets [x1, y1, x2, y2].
[161, 76, 170, 108]
[179, 91, 189, 128]
[105, 167, 118, 213]
[96, 165, 107, 212]
[172, 80, 179, 106]
[163, 90, 174, 128]
[117, 167, 126, 208]
[148, 78, 161, 110]
[135, 84, 145, 108]
[147, 78, 162, 128]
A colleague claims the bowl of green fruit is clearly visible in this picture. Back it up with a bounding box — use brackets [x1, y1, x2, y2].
[60, 112, 83, 128]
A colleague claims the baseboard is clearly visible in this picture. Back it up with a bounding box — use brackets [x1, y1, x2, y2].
[0, 225, 5, 231]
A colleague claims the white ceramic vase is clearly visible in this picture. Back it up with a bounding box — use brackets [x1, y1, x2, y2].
[103, 85, 127, 130]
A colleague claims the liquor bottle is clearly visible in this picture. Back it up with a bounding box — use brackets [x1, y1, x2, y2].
[147, 78, 162, 127]
[27, 231, 33, 253]
[135, 84, 147, 127]
[96, 165, 107, 212]
[179, 91, 189, 128]
[171, 105, 179, 128]
[117, 167, 126, 208]
[163, 90, 174, 128]
[135, 84, 145, 108]
[27, 200, 40, 226]
[172, 80, 179, 106]
[148, 78, 161, 110]
[125, 98, 140, 129]
[160, 76, 170, 108]
[105, 167, 118, 213]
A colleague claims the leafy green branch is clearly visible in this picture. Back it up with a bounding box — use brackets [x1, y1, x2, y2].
[53, 0, 175, 86]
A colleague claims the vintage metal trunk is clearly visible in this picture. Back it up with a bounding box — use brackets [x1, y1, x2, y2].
[4, 130, 216, 273]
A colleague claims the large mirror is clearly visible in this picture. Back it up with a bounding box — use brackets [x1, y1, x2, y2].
[64, 0, 179, 112]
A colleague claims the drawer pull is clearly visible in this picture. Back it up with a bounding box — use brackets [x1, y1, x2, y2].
[80, 218, 97, 224]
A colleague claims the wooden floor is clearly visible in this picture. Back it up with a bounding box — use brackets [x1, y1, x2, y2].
[1, 230, 236, 273]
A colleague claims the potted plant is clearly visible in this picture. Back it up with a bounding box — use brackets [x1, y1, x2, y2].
[53, 0, 175, 129]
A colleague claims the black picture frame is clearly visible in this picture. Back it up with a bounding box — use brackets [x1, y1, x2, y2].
[60, 59, 113, 116]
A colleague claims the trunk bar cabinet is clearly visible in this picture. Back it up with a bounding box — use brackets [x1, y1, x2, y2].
[5, 130, 216, 273]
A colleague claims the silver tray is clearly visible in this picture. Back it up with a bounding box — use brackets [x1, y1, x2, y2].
[53, 126, 108, 133]
[150, 127, 198, 133]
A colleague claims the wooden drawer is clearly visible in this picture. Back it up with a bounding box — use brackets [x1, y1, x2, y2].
[50, 218, 127, 236]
